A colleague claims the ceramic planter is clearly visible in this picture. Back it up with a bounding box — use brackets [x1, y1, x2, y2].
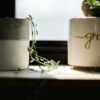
[0, 18, 29, 70]
[68, 18, 100, 67]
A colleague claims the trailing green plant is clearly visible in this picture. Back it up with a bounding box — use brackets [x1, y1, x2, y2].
[27, 15, 60, 71]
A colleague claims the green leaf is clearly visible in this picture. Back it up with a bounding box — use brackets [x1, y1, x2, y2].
[36, 30, 38, 35]
[87, 0, 95, 7]
[28, 15, 33, 20]
[32, 21, 35, 27]
[30, 59, 35, 63]
[93, 1, 100, 7]
[35, 56, 39, 61]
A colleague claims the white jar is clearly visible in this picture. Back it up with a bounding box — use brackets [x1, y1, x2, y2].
[68, 18, 100, 67]
[0, 18, 29, 70]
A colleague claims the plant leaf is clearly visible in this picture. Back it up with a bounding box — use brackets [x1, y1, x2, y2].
[28, 15, 33, 20]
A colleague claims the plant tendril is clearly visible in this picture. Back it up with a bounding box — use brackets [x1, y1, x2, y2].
[27, 15, 60, 71]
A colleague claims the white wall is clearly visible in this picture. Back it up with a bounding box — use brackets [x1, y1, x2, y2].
[15, 0, 83, 40]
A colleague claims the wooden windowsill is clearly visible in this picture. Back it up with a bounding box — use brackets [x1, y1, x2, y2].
[0, 65, 100, 80]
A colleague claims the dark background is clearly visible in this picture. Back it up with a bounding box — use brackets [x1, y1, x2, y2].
[0, 0, 15, 18]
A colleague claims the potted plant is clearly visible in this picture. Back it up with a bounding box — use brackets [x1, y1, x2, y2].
[81, 0, 100, 17]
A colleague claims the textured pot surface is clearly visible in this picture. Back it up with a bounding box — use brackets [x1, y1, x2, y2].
[0, 18, 29, 70]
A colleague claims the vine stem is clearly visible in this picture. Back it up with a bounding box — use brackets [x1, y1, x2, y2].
[27, 15, 60, 70]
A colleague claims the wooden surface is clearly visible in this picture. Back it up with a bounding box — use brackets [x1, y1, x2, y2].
[0, 66, 100, 100]
[0, 65, 100, 80]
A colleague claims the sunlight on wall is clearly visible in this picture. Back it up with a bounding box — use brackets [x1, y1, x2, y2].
[15, 0, 83, 40]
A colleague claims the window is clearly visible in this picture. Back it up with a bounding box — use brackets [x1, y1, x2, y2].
[0, 0, 84, 65]
[15, 0, 83, 40]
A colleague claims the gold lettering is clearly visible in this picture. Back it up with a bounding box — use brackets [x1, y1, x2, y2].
[75, 33, 100, 49]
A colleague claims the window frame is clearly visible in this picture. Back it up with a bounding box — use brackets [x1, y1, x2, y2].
[0, 0, 15, 18]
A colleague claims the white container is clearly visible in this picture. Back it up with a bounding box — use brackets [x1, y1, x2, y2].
[0, 18, 29, 70]
[68, 18, 100, 67]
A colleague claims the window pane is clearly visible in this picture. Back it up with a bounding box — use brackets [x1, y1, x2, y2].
[15, 0, 83, 40]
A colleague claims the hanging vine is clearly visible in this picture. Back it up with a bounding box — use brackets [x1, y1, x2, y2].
[27, 15, 60, 71]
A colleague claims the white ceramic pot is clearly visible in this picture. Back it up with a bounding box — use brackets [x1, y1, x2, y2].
[0, 18, 29, 70]
[68, 18, 100, 67]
